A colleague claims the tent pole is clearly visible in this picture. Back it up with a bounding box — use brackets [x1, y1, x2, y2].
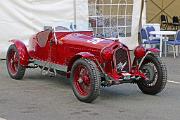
[73, 0, 77, 28]
[142, 0, 147, 25]
[144, 0, 147, 24]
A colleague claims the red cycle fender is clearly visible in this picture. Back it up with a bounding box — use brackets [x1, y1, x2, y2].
[146, 48, 160, 53]
[76, 52, 95, 59]
[10, 40, 29, 66]
[67, 52, 95, 70]
[66, 52, 96, 78]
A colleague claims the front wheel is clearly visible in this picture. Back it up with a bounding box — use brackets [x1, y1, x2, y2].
[137, 54, 167, 95]
[6, 44, 26, 80]
[70, 59, 100, 103]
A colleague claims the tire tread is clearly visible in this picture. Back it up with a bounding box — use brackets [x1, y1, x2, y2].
[138, 54, 167, 95]
[71, 58, 100, 103]
[6, 44, 26, 80]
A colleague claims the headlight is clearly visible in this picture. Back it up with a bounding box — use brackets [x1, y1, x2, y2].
[101, 48, 112, 61]
[134, 46, 146, 59]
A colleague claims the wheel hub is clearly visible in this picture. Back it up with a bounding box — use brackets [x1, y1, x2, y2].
[78, 78, 83, 84]
[141, 63, 158, 86]
[74, 65, 91, 96]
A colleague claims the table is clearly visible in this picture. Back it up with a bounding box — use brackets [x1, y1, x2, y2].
[149, 31, 176, 57]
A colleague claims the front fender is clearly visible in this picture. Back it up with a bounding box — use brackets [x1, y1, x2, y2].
[133, 50, 158, 68]
[138, 51, 158, 69]
[67, 52, 96, 78]
[76, 52, 95, 59]
[133, 46, 160, 66]
[10, 40, 29, 66]
[146, 48, 160, 53]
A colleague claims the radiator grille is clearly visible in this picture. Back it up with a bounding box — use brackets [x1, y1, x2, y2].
[115, 48, 130, 72]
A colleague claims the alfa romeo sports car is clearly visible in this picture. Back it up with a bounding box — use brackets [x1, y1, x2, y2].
[6, 25, 167, 103]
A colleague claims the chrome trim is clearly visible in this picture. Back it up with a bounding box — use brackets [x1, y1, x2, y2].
[53, 27, 58, 44]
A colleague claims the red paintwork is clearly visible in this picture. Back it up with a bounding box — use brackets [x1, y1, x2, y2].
[73, 65, 91, 96]
[10, 40, 29, 66]
[7, 49, 19, 75]
[10, 29, 150, 83]
[134, 46, 146, 59]
[147, 48, 160, 53]
[28, 30, 116, 67]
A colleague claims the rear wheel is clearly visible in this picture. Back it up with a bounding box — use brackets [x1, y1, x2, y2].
[6, 44, 26, 80]
[137, 54, 167, 95]
[70, 59, 100, 103]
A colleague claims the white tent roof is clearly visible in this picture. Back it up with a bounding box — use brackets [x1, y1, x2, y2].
[0, 0, 89, 58]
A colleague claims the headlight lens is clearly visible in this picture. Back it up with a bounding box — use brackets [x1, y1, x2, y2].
[102, 48, 112, 61]
[134, 46, 146, 59]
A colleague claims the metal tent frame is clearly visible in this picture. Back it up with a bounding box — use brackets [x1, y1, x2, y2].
[88, 0, 133, 38]
[147, 0, 176, 23]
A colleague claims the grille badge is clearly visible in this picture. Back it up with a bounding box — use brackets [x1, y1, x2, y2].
[117, 61, 127, 71]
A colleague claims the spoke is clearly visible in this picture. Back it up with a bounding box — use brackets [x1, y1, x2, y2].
[8, 50, 19, 74]
[79, 67, 85, 77]
[81, 82, 90, 93]
[141, 62, 159, 86]
[74, 65, 91, 96]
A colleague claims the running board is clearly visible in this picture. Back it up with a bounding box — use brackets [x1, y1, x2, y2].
[32, 59, 68, 77]
[33, 59, 68, 72]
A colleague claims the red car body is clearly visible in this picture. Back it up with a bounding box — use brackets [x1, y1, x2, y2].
[7, 27, 167, 103]
[12, 30, 143, 81]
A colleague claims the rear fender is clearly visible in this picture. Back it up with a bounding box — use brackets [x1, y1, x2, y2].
[10, 40, 29, 66]
[67, 52, 96, 78]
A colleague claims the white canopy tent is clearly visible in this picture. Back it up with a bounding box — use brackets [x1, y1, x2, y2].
[0, 0, 143, 58]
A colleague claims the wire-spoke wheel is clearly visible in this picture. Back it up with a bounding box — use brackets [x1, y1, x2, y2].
[137, 54, 167, 95]
[71, 59, 100, 103]
[6, 44, 26, 80]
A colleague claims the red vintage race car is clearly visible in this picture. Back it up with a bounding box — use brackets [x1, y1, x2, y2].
[6, 26, 167, 103]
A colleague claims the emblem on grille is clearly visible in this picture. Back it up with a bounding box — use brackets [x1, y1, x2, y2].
[117, 61, 127, 71]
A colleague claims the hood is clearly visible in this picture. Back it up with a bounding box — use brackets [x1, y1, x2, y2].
[61, 33, 117, 50]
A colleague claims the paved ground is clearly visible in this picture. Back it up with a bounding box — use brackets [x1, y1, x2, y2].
[0, 56, 180, 120]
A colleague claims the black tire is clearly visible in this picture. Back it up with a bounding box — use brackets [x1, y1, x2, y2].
[70, 59, 100, 103]
[137, 54, 167, 95]
[6, 44, 26, 80]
